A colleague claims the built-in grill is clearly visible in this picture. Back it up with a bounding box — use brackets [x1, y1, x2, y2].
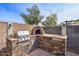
[17, 31, 30, 43]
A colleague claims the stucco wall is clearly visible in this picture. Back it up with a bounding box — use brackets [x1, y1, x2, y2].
[12, 23, 34, 37]
[0, 22, 8, 49]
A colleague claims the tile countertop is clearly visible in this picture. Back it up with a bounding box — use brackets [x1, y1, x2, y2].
[6, 37, 17, 41]
[7, 34, 67, 41]
[29, 34, 67, 40]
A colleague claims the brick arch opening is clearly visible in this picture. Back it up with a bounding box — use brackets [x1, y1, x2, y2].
[31, 26, 44, 35]
[35, 29, 41, 34]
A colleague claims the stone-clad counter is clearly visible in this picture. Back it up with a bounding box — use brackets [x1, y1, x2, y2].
[6, 37, 31, 56]
[6, 34, 67, 56]
[30, 34, 67, 56]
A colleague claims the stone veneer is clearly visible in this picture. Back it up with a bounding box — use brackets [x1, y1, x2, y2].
[38, 36, 65, 56]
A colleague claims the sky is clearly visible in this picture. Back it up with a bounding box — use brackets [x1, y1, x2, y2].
[0, 3, 79, 24]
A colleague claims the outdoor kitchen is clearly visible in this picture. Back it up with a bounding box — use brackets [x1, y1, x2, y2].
[5, 23, 67, 56]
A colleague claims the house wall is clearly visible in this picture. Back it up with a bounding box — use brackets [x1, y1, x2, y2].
[67, 25, 79, 49]
[0, 22, 8, 49]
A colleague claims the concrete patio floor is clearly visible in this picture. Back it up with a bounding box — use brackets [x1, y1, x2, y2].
[66, 51, 79, 56]
[27, 48, 54, 56]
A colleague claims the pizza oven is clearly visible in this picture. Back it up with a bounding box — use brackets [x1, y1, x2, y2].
[31, 26, 44, 35]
